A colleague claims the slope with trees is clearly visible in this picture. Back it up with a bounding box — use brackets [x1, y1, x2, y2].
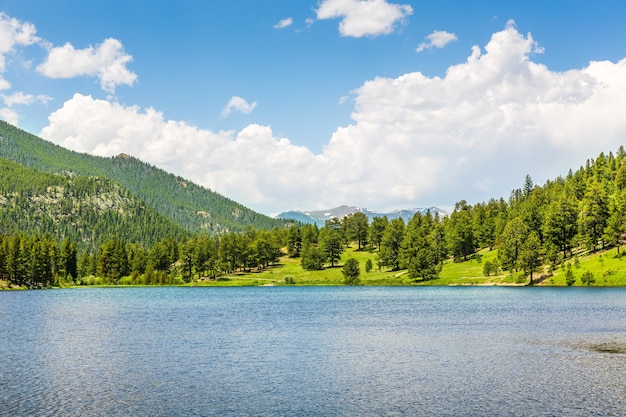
[0, 121, 289, 233]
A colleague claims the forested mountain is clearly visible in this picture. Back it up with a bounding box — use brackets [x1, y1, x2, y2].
[0, 121, 288, 234]
[0, 156, 185, 249]
[2, 118, 626, 289]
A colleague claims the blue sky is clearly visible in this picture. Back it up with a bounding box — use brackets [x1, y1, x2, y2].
[1, 0, 626, 215]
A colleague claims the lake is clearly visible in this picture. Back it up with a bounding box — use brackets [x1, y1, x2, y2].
[0, 287, 624, 416]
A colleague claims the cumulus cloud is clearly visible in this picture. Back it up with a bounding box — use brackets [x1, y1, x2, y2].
[221, 96, 257, 117]
[0, 107, 19, 125]
[37, 38, 137, 93]
[0, 13, 40, 90]
[40, 23, 626, 214]
[2, 91, 51, 107]
[315, 0, 413, 38]
[416, 30, 458, 52]
[274, 17, 293, 29]
[40, 93, 316, 209]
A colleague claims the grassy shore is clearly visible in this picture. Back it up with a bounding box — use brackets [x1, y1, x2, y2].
[5, 246, 626, 289]
[192, 246, 626, 287]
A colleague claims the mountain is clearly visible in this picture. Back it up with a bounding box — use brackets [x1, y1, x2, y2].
[0, 156, 186, 249]
[275, 205, 447, 226]
[0, 121, 289, 236]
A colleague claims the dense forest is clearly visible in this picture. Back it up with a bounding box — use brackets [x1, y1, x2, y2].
[1, 117, 626, 287]
[0, 157, 186, 249]
[0, 121, 289, 233]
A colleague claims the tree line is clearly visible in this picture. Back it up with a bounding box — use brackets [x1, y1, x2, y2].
[2, 146, 626, 287]
[289, 146, 626, 284]
[0, 226, 285, 288]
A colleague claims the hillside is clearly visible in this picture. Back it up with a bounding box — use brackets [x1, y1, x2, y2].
[0, 157, 186, 249]
[0, 121, 288, 234]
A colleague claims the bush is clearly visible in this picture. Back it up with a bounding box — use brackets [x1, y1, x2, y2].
[284, 276, 295, 285]
[565, 266, 576, 286]
[342, 258, 361, 286]
[483, 261, 494, 277]
[581, 271, 596, 286]
[118, 276, 134, 285]
[365, 259, 373, 273]
[171, 276, 185, 285]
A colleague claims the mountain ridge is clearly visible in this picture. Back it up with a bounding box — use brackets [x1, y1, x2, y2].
[0, 121, 289, 234]
[275, 205, 447, 226]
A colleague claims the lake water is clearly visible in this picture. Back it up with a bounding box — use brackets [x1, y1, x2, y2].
[0, 287, 624, 416]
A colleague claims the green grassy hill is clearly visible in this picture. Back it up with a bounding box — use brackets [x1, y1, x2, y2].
[0, 121, 288, 234]
[195, 246, 626, 287]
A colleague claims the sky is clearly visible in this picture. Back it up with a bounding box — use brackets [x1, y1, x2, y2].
[1, 0, 626, 216]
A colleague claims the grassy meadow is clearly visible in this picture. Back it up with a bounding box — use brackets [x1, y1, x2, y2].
[193, 245, 626, 287]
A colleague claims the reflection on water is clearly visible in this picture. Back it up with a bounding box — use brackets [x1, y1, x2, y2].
[0, 287, 625, 416]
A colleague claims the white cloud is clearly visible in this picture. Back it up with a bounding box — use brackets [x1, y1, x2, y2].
[0, 13, 40, 90]
[0, 13, 39, 66]
[274, 17, 293, 29]
[0, 107, 19, 125]
[40, 93, 316, 209]
[37, 38, 137, 93]
[315, 0, 413, 38]
[40, 23, 626, 214]
[2, 91, 51, 107]
[416, 30, 458, 52]
[221, 96, 257, 117]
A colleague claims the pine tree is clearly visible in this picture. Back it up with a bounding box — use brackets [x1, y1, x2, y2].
[378, 218, 405, 270]
[342, 258, 361, 285]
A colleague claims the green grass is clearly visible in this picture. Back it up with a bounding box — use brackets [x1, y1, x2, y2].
[50, 244, 626, 289]
[191, 246, 512, 287]
[194, 246, 409, 286]
[548, 248, 626, 286]
[192, 245, 626, 287]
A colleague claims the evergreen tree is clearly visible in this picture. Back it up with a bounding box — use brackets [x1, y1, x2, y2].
[400, 213, 440, 281]
[378, 218, 405, 270]
[318, 220, 344, 267]
[446, 200, 476, 262]
[286, 225, 302, 258]
[60, 237, 78, 282]
[368, 216, 388, 251]
[603, 189, 626, 254]
[342, 258, 361, 285]
[300, 241, 325, 270]
[97, 238, 129, 283]
[179, 237, 196, 282]
[345, 212, 369, 250]
[497, 217, 529, 272]
[543, 195, 578, 259]
[519, 231, 542, 285]
[579, 179, 609, 250]
[126, 243, 147, 275]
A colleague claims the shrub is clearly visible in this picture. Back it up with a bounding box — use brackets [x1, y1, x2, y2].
[565, 266, 576, 286]
[581, 271, 595, 286]
[118, 276, 134, 285]
[342, 258, 361, 286]
[171, 276, 185, 285]
[483, 261, 494, 277]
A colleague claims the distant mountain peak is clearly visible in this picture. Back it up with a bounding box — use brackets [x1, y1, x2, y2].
[275, 205, 447, 226]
